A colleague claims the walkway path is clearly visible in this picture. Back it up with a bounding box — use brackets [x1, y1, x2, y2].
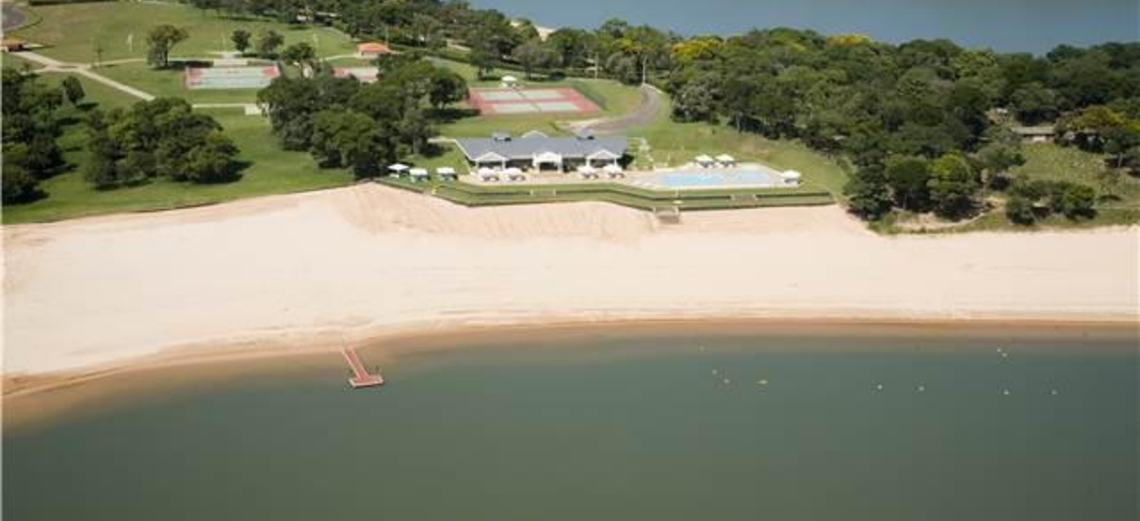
[14, 51, 156, 101]
[14, 50, 262, 113]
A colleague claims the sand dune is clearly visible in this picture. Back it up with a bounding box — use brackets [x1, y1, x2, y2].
[3, 184, 1137, 376]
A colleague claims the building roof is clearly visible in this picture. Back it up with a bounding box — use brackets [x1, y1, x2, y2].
[357, 42, 390, 53]
[1011, 125, 1055, 135]
[455, 134, 628, 162]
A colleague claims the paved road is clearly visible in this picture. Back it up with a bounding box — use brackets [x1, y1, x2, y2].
[2, 2, 28, 31]
[570, 84, 665, 136]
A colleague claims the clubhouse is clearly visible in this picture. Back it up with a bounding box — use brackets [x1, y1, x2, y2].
[454, 131, 627, 172]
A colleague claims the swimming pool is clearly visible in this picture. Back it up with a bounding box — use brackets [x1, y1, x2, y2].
[638, 169, 780, 189]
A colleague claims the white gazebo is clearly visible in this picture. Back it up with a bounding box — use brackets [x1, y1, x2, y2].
[476, 167, 500, 182]
[780, 170, 802, 186]
[472, 151, 508, 171]
[409, 168, 430, 181]
[532, 151, 564, 171]
[388, 163, 410, 176]
[715, 154, 736, 167]
[577, 164, 599, 179]
[695, 155, 715, 168]
[586, 149, 621, 168]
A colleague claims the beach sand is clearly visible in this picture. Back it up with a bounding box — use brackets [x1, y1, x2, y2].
[3, 184, 1138, 385]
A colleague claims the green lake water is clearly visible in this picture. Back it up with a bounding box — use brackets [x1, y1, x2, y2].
[4, 327, 1138, 520]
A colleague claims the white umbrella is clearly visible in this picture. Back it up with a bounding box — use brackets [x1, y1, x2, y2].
[409, 168, 429, 177]
[388, 163, 410, 174]
[436, 167, 456, 176]
[695, 155, 714, 166]
[716, 154, 736, 164]
[505, 167, 523, 175]
[577, 165, 597, 174]
[604, 163, 623, 174]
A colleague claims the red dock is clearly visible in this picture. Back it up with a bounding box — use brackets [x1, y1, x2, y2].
[341, 345, 384, 389]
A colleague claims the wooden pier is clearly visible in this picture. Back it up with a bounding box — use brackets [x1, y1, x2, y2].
[341, 345, 384, 389]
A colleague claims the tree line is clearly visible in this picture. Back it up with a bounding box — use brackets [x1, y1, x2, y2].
[661, 31, 1139, 222]
[256, 54, 467, 178]
[84, 98, 242, 188]
[2, 68, 84, 204]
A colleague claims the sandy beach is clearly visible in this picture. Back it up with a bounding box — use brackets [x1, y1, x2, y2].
[3, 184, 1138, 381]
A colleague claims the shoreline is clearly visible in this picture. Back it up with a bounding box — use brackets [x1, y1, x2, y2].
[5, 313, 1137, 400]
[5, 184, 1137, 395]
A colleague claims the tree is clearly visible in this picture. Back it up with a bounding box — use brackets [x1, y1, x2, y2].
[427, 68, 467, 110]
[927, 152, 979, 218]
[672, 74, 719, 123]
[884, 156, 931, 211]
[281, 42, 317, 70]
[1005, 194, 1037, 225]
[185, 132, 240, 183]
[511, 38, 557, 79]
[61, 76, 85, 105]
[1010, 82, 1058, 125]
[256, 29, 285, 58]
[145, 25, 188, 69]
[2, 145, 41, 203]
[231, 29, 251, 55]
[469, 39, 499, 80]
[974, 142, 1025, 187]
[844, 166, 893, 220]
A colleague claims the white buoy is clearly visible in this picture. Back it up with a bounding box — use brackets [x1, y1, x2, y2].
[712, 369, 718, 375]
[1051, 389, 1059, 396]
[723, 378, 731, 385]
[1003, 389, 1011, 396]
[758, 379, 769, 386]
[1001, 352, 1009, 359]
[876, 383, 884, 391]
[917, 385, 925, 392]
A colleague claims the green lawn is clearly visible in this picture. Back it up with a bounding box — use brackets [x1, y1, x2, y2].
[38, 70, 139, 110]
[3, 107, 353, 224]
[11, 2, 356, 64]
[1012, 143, 1140, 207]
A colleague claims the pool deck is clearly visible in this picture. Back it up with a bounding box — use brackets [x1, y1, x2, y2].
[450, 163, 801, 191]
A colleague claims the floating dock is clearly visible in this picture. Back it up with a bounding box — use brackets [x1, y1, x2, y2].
[341, 345, 384, 389]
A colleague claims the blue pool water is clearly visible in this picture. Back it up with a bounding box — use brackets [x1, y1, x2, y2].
[644, 171, 778, 189]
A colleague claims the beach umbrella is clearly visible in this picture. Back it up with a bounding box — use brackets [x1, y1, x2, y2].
[388, 163, 410, 174]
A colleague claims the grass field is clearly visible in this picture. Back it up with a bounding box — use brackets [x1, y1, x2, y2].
[37, 70, 139, 110]
[11, 2, 356, 64]
[3, 106, 353, 224]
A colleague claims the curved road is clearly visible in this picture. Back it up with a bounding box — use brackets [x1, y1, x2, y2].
[572, 84, 665, 136]
[3, 2, 28, 31]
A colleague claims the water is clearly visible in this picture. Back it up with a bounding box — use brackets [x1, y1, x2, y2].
[4, 326, 1138, 520]
[473, 0, 1139, 54]
[645, 169, 779, 188]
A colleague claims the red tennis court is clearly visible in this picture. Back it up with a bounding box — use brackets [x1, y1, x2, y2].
[468, 87, 600, 116]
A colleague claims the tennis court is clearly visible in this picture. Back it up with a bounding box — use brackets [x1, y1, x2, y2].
[468, 87, 599, 116]
[185, 65, 281, 90]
